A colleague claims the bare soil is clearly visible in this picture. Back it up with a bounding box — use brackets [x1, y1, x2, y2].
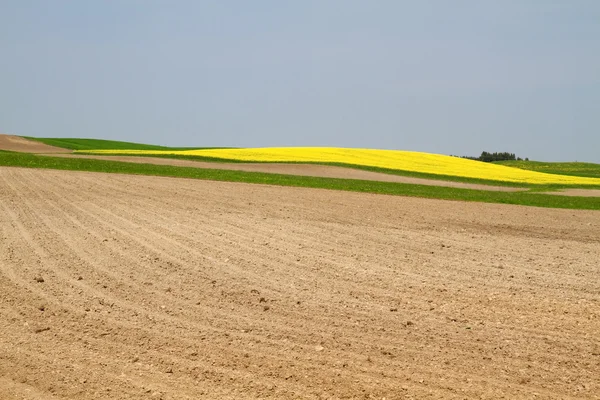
[0, 134, 69, 153]
[46, 153, 524, 192]
[1, 166, 599, 399]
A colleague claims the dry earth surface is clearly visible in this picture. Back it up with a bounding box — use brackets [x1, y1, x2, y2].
[0, 135, 69, 154]
[1, 167, 599, 400]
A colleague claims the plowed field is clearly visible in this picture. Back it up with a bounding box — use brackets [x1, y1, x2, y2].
[1, 167, 599, 399]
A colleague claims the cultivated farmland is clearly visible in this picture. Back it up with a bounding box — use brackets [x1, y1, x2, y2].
[1, 136, 600, 399]
[80, 147, 600, 185]
[1, 167, 600, 399]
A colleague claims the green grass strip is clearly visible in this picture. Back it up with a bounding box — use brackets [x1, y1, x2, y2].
[496, 160, 600, 179]
[1, 152, 598, 210]
[24, 137, 225, 151]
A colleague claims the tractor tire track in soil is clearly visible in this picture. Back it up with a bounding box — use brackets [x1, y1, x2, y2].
[1, 166, 599, 399]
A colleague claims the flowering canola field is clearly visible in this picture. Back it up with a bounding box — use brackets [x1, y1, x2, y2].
[78, 147, 600, 185]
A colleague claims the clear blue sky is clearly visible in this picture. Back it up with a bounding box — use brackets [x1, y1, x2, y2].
[1, 1, 599, 162]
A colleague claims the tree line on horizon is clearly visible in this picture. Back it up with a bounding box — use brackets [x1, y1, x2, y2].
[455, 151, 529, 162]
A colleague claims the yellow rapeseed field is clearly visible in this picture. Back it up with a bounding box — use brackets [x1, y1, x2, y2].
[79, 147, 600, 185]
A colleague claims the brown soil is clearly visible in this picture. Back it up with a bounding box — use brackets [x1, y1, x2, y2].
[1, 166, 599, 399]
[47, 153, 525, 192]
[0, 134, 69, 153]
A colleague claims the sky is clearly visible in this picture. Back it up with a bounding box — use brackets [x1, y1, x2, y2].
[1, 1, 599, 162]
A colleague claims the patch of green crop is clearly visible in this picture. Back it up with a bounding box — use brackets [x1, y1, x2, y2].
[1, 152, 598, 210]
[496, 160, 600, 179]
[24, 137, 226, 151]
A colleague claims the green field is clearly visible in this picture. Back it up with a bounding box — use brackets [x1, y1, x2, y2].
[496, 160, 600, 179]
[31, 138, 590, 189]
[24, 137, 217, 151]
[72, 151, 600, 190]
[9, 136, 600, 210]
[1, 150, 599, 210]
[28, 136, 600, 181]
[75, 151, 539, 188]
[23, 137, 532, 187]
